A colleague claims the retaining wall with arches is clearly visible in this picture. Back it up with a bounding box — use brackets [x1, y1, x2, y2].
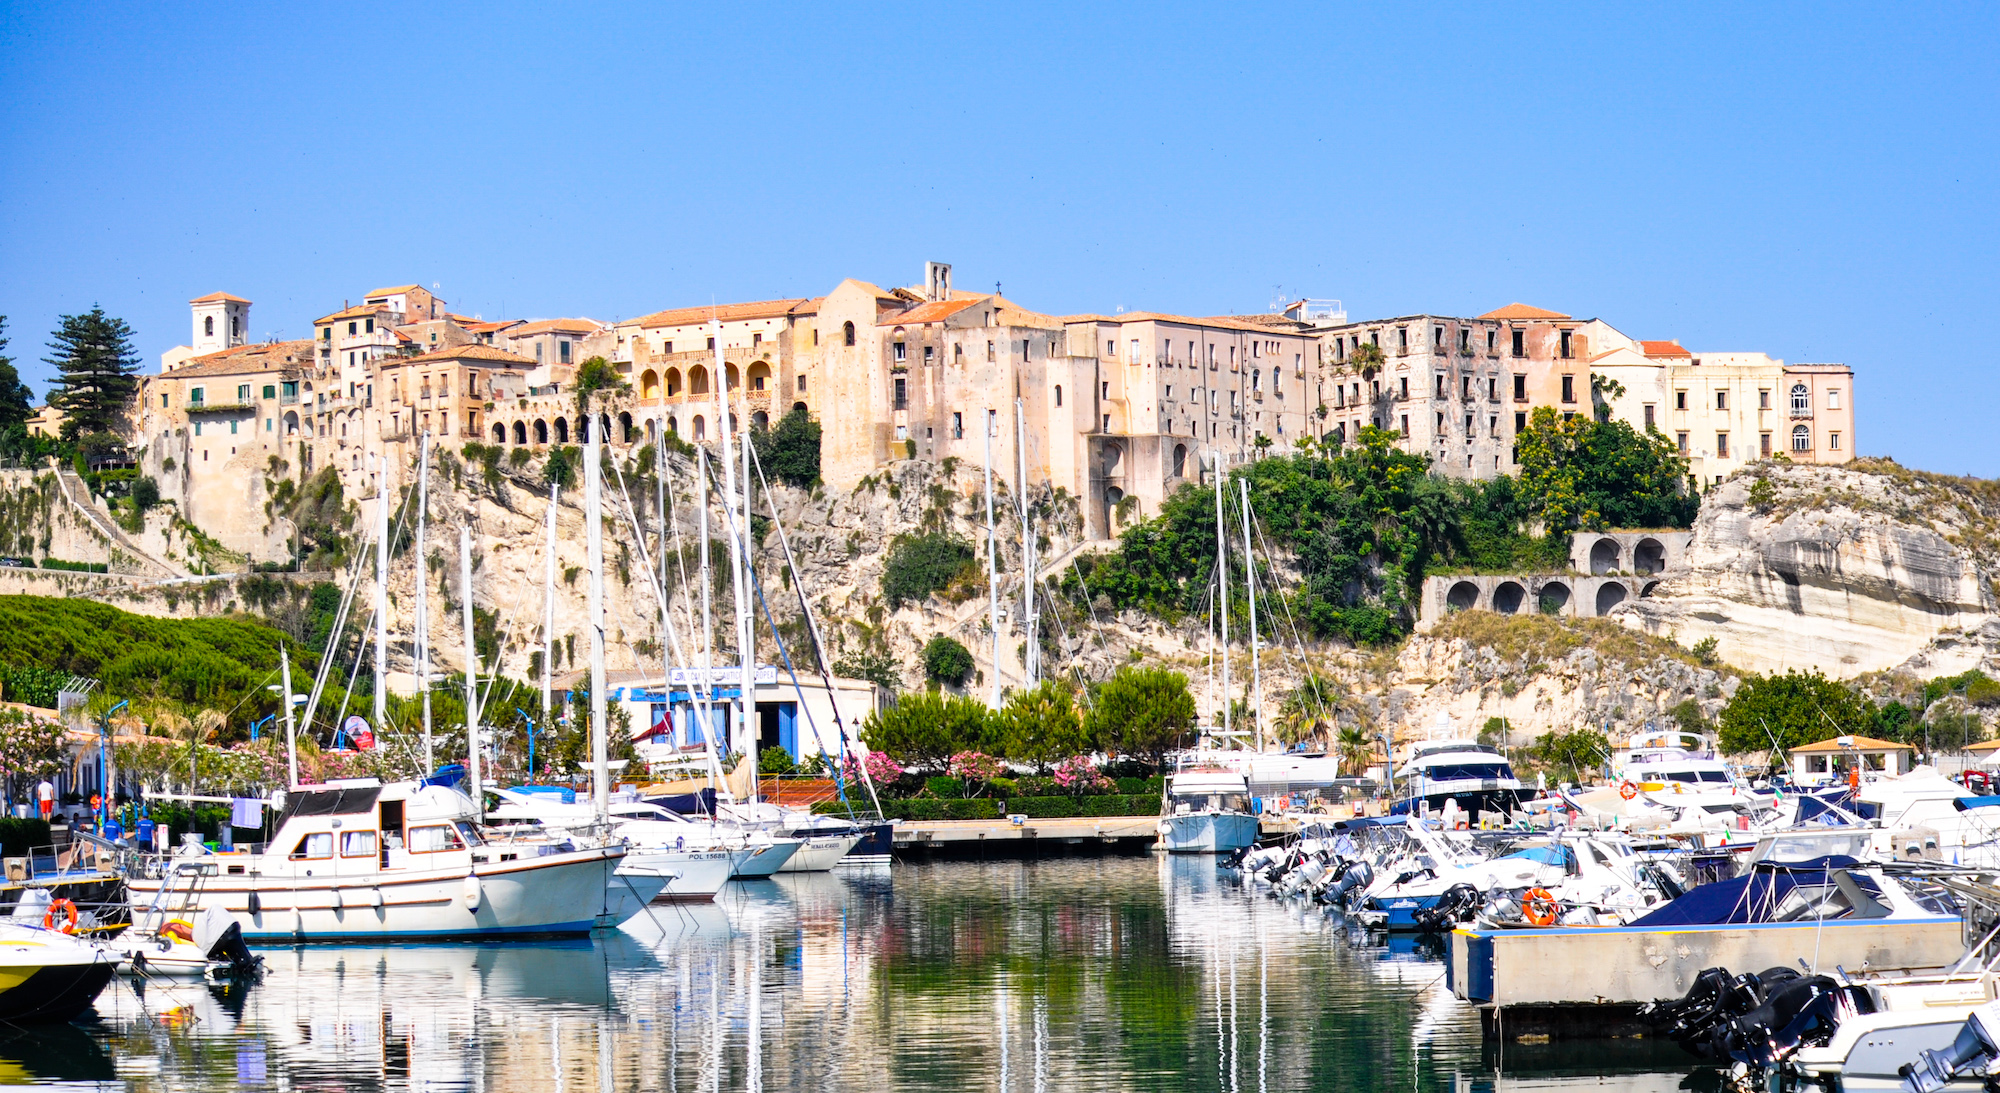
[1417, 529, 1691, 628]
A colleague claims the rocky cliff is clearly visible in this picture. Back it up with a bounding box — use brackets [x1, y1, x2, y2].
[1618, 459, 2000, 680]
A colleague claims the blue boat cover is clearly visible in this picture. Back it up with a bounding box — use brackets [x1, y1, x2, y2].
[646, 788, 718, 816]
[1629, 856, 1870, 926]
[1955, 795, 2000, 812]
[1793, 794, 1856, 826]
[1500, 845, 1575, 869]
[421, 763, 467, 790]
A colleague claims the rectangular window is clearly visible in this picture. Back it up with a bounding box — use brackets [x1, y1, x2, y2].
[1675, 390, 1688, 410]
[560, 340, 572, 364]
[237, 384, 251, 401]
[1487, 330, 1496, 352]
[1335, 337, 1346, 361]
[1487, 377, 1496, 400]
[348, 322, 357, 336]
[1759, 389, 1771, 409]
[1515, 412, 1526, 432]
[895, 424, 908, 441]
[924, 346, 934, 364]
[1644, 404, 1656, 429]
[1511, 329, 1525, 357]
[893, 341, 906, 362]
[1828, 431, 1841, 451]
[1512, 374, 1525, 400]
[1435, 374, 1445, 397]
[952, 412, 963, 439]
[1716, 432, 1729, 458]
[265, 418, 272, 432]
[1760, 432, 1772, 456]
[706, 337, 715, 351]
[1131, 339, 1140, 359]
[1399, 414, 1408, 436]
[664, 340, 673, 354]
[893, 377, 907, 410]
[262, 385, 276, 400]
[1460, 329, 1470, 353]
[229, 419, 237, 434]
[1102, 381, 1110, 399]
[341, 830, 377, 858]
[365, 318, 374, 334]
[293, 832, 334, 859]
[1400, 377, 1409, 399]
[1559, 330, 1572, 359]
[194, 421, 203, 436]
[409, 825, 460, 852]
[1561, 375, 1575, 403]
[1716, 390, 1728, 410]
[1677, 431, 1689, 453]
[987, 341, 995, 362]
[1105, 339, 1116, 357]
[1397, 327, 1408, 352]
[1433, 326, 1445, 348]
[1461, 375, 1471, 399]
[797, 375, 806, 392]
[1827, 388, 1842, 410]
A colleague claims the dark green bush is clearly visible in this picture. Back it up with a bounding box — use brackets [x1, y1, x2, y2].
[922, 635, 974, 687]
[40, 558, 107, 573]
[0, 817, 50, 857]
[881, 532, 975, 609]
[924, 775, 964, 799]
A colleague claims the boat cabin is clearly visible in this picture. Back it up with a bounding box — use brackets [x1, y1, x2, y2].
[1166, 769, 1251, 816]
[212, 781, 500, 879]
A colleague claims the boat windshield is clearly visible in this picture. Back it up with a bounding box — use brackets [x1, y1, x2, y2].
[1171, 791, 1249, 814]
[1410, 762, 1513, 782]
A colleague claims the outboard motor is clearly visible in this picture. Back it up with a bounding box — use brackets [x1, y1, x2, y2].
[1323, 860, 1372, 910]
[1411, 883, 1482, 933]
[1905, 999, 2000, 1092]
[203, 921, 263, 978]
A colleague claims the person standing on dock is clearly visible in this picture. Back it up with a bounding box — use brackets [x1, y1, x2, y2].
[36, 780, 52, 821]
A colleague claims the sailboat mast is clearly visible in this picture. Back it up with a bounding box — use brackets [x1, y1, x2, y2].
[1238, 477, 1262, 753]
[740, 375, 758, 807]
[711, 321, 754, 797]
[281, 644, 297, 789]
[586, 404, 609, 821]
[373, 452, 390, 731]
[416, 432, 433, 773]
[1015, 398, 1036, 686]
[460, 526, 481, 803]
[1213, 451, 1229, 739]
[542, 481, 557, 735]
[698, 448, 717, 781]
[983, 410, 1001, 709]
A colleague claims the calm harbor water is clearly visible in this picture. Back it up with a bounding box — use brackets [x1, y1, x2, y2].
[19, 857, 1704, 1092]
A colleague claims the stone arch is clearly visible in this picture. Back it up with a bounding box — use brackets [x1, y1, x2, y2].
[619, 411, 634, 443]
[725, 363, 740, 391]
[534, 418, 548, 445]
[1640, 581, 1661, 598]
[1492, 581, 1525, 614]
[1633, 536, 1666, 575]
[645, 418, 657, 444]
[1589, 537, 1621, 574]
[640, 369, 660, 400]
[1106, 486, 1124, 505]
[692, 415, 706, 441]
[748, 361, 772, 392]
[1537, 581, 1571, 615]
[1104, 442, 1124, 472]
[554, 417, 569, 444]
[491, 422, 505, 443]
[791, 401, 807, 416]
[843, 321, 856, 347]
[1446, 581, 1480, 613]
[1172, 443, 1188, 478]
[667, 416, 679, 437]
[1595, 583, 1628, 615]
[513, 420, 527, 445]
[283, 411, 299, 436]
[600, 413, 612, 443]
[690, 365, 709, 395]
[666, 367, 683, 397]
[752, 410, 768, 431]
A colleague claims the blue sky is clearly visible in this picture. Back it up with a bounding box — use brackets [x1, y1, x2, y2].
[2, 3, 1995, 473]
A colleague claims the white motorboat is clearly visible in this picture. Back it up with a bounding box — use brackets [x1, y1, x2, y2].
[1390, 717, 1524, 820]
[127, 781, 635, 941]
[1157, 763, 1260, 854]
[0, 920, 116, 1021]
[490, 789, 803, 880]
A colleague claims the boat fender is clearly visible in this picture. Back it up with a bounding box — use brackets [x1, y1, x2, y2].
[331, 888, 344, 910]
[246, 890, 261, 916]
[1619, 781, 1639, 801]
[371, 888, 384, 909]
[1522, 887, 1559, 927]
[462, 874, 481, 910]
[43, 897, 79, 934]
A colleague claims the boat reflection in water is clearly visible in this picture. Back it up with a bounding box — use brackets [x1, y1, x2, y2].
[49, 858, 1717, 1090]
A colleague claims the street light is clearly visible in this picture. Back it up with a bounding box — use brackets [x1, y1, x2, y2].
[97, 699, 128, 828]
[515, 708, 537, 778]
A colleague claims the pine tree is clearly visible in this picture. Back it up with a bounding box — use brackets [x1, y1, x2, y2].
[0, 317, 30, 432]
[44, 306, 140, 439]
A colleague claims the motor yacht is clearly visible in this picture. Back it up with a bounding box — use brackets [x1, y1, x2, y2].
[1158, 761, 1260, 854]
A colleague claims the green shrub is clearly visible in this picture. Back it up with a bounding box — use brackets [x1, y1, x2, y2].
[0, 817, 50, 857]
[39, 558, 107, 573]
[751, 406, 821, 488]
[881, 532, 975, 609]
[813, 798, 999, 821]
[1002, 794, 1157, 818]
[922, 635, 974, 687]
[924, 775, 964, 799]
[1967, 677, 2000, 708]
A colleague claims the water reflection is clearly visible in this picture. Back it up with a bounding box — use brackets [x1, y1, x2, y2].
[19, 858, 1703, 1090]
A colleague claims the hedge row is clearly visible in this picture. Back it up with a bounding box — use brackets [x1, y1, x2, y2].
[40, 559, 107, 573]
[809, 794, 1160, 822]
[0, 818, 51, 858]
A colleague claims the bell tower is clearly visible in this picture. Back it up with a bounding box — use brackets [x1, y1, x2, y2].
[189, 292, 251, 355]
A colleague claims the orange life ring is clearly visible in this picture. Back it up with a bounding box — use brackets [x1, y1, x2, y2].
[1523, 887, 1559, 927]
[43, 898, 78, 934]
[1619, 781, 1639, 801]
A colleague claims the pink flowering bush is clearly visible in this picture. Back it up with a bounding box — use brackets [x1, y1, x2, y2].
[842, 750, 905, 787]
[947, 751, 1005, 783]
[1051, 754, 1112, 796]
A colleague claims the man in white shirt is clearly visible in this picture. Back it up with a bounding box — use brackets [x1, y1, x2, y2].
[36, 780, 53, 821]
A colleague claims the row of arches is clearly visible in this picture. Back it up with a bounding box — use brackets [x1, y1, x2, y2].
[635, 361, 774, 401]
[1444, 578, 1660, 618]
[1586, 535, 1670, 575]
[484, 404, 806, 449]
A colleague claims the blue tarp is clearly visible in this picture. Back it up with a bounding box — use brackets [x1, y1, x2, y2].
[1628, 856, 1872, 926]
[1794, 794, 1857, 826]
[1954, 795, 2000, 812]
[1500, 845, 1575, 869]
[422, 764, 467, 790]
[645, 788, 718, 817]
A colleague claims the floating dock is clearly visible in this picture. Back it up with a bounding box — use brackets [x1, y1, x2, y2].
[1449, 917, 1966, 1041]
[890, 817, 1160, 859]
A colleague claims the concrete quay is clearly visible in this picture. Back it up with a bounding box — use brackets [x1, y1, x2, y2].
[890, 816, 1160, 859]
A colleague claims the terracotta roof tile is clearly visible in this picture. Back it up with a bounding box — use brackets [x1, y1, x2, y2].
[366, 284, 422, 297]
[315, 304, 388, 323]
[460, 319, 521, 334]
[1478, 303, 1572, 321]
[886, 298, 983, 325]
[188, 292, 251, 304]
[406, 343, 535, 366]
[506, 318, 603, 337]
[1789, 735, 1912, 753]
[166, 340, 315, 378]
[1638, 339, 1691, 358]
[633, 297, 820, 329]
[1063, 311, 1285, 334]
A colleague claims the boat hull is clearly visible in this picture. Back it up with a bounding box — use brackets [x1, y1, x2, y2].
[618, 849, 733, 904]
[729, 840, 801, 878]
[1157, 812, 1259, 854]
[127, 846, 627, 942]
[1388, 787, 1522, 819]
[1366, 894, 1444, 931]
[777, 834, 861, 872]
[0, 957, 116, 1022]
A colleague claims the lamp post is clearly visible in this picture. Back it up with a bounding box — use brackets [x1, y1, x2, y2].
[97, 699, 128, 828]
[516, 708, 536, 779]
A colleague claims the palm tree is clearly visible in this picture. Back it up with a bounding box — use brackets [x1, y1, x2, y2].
[1336, 725, 1374, 777]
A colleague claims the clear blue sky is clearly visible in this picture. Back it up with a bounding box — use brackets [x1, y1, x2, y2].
[2, 4, 1995, 473]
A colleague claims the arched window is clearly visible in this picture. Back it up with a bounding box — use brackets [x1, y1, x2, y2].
[666, 367, 682, 397]
[725, 363, 739, 391]
[555, 417, 569, 443]
[843, 321, 856, 347]
[640, 369, 660, 400]
[1792, 424, 1811, 452]
[748, 362, 772, 391]
[1172, 443, 1187, 477]
[693, 415, 706, 440]
[752, 410, 768, 431]
[667, 416, 679, 436]
[1791, 383, 1810, 414]
[619, 411, 634, 443]
[534, 419, 548, 445]
[690, 365, 709, 395]
[1054, 385, 1063, 407]
[204, 315, 214, 336]
[492, 423, 505, 443]
[513, 421, 526, 445]
[230, 316, 239, 338]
